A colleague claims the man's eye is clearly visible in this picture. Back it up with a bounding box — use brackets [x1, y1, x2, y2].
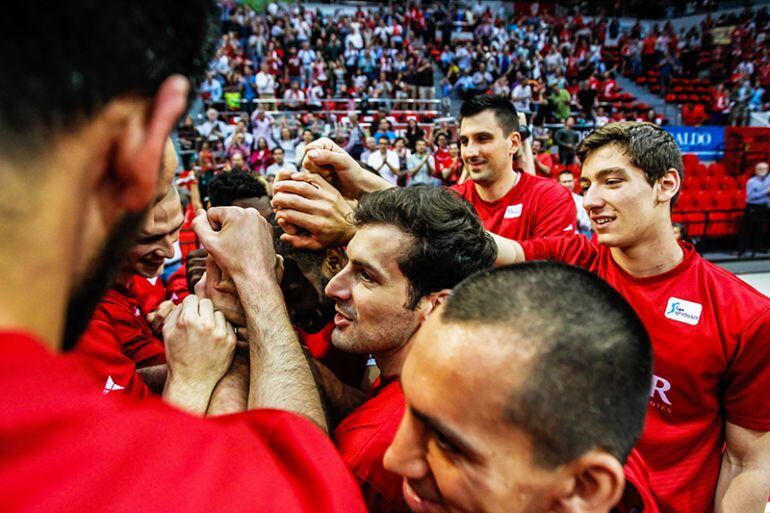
[358, 271, 374, 283]
[606, 179, 622, 186]
[434, 431, 460, 454]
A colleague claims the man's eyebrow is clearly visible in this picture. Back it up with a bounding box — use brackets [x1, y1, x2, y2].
[350, 258, 385, 279]
[139, 218, 185, 243]
[581, 167, 630, 182]
[411, 406, 481, 461]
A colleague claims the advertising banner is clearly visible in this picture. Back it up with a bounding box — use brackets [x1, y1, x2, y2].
[664, 126, 725, 159]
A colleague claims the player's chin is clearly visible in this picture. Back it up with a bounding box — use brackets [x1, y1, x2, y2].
[137, 262, 164, 279]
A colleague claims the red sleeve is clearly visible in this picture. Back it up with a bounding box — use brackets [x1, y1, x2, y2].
[521, 235, 600, 270]
[165, 263, 190, 304]
[620, 449, 660, 513]
[211, 410, 367, 512]
[531, 182, 578, 238]
[722, 307, 770, 431]
[112, 314, 166, 368]
[74, 319, 153, 400]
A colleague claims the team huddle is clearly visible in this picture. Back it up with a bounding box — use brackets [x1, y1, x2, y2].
[1, 3, 769, 513]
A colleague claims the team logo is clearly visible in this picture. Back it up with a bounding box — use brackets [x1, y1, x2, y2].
[664, 297, 702, 326]
[102, 376, 125, 395]
[504, 204, 523, 219]
[649, 374, 673, 414]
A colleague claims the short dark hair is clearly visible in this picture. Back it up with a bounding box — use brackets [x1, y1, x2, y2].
[577, 122, 684, 205]
[558, 169, 574, 179]
[1, 1, 218, 159]
[442, 262, 652, 468]
[208, 171, 268, 207]
[459, 94, 520, 137]
[354, 187, 496, 309]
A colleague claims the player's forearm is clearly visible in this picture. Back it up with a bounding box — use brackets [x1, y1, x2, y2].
[238, 280, 327, 431]
[312, 358, 367, 426]
[715, 437, 770, 513]
[491, 232, 525, 267]
[207, 352, 249, 416]
[163, 375, 216, 415]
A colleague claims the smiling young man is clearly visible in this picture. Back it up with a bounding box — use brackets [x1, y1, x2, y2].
[384, 262, 658, 513]
[451, 94, 577, 240]
[327, 186, 497, 513]
[494, 122, 770, 513]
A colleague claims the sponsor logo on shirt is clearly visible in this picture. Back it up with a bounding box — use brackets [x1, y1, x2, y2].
[102, 376, 125, 395]
[649, 374, 673, 414]
[133, 307, 142, 318]
[504, 204, 523, 219]
[664, 297, 702, 326]
[562, 224, 574, 232]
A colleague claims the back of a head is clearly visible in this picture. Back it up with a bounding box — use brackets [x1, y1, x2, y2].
[1, 1, 218, 159]
[459, 94, 520, 136]
[354, 187, 496, 308]
[208, 170, 269, 207]
[441, 262, 652, 468]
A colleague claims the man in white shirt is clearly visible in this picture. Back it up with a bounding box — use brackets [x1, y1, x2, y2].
[255, 62, 276, 110]
[367, 138, 400, 185]
[196, 108, 228, 143]
[511, 77, 532, 114]
[557, 170, 592, 237]
[265, 147, 298, 180]
[283, 80, 306, 111]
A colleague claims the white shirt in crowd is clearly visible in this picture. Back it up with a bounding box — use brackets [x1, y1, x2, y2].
[367, 150, 400, 185]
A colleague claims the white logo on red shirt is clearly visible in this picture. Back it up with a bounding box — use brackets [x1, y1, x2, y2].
[563, 224, 574, 232]
[133, 307, 141, 318]
[102, 376, 125, 395]
[664, 297, 702, 326]
[504, 204, 523, 219]
[650, 374, 672, 406]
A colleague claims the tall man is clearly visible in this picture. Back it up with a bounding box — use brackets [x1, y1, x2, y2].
[449, 94, 577, 239]
[0, 2, 364, 511]
[494, 122, 770, 513]
[385, 262, 659, 513]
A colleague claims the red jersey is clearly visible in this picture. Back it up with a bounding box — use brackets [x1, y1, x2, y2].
[619, 449, 660, 513]
[451, 171, 577, 240]
[132, 275, 167, 314]
[97, 281, 167, 367]
[73, 317, 154, 400]
[334, 378, 408, 513]
[0, 332, 366, 512]
[165, 263, 190, 304]
[297, 322, 367, 389]
[521, 237, 770, 513]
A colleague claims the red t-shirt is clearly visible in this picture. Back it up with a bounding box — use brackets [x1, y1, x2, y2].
[165, 263, 191, 304]
[451, 172, 577, 240]
[132, 276, 167, 314]
[297, 322, 367, 389]
[73, 317, 154, 400]
[334, 378, 408, 513]
[535, 152, 555, 177]
[97, 282, 167, 368]
[0, 332, 366, 512]
[619, 449, 660, 513]
[521, 237, 770, 513]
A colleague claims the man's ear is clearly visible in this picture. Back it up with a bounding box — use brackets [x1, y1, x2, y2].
[509, 130, 522, 158]
[551, 452, 625, 513]
[419, 289, 452, 322]
[107, 76, 189, 212]
[656, 168, 681, 205]
[323, 247, 347, 277]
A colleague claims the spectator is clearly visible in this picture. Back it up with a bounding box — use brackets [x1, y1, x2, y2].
[255, 62, 276, 110]
[295, 129, 315, 166]
[359, 136, 377, 164]
[557, 169, 592, 237]
[265, 147, 298, 181]
[250, 109, 275, 148]
[404, 118, 425, 151]
[225, 131, 251, 161]
[406, 139, 436, 186]
[531, 139, 554, 177]
[439, 140, 463, 186]
[249, 137, 274, 176]
[196, 108, 228, 143]
[550, 84, 572, 122]
[511, 75, 533, 114]
[738, 161, 770, 257]
[200, 71, 223, 102]
[226, 151, 249, 173]
[367, 137, 401, 185]
[554, 117, 580, 165]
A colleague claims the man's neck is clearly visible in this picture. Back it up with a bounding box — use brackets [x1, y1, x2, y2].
[609, 224, 685, 278]
[475, 169, 520, 203]
[373, 339, 412, 378]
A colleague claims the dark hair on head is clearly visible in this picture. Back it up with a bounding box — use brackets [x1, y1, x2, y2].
[558, 169, 574, 179]
[1, 1, 218, 159]
[208, 170, 268, 207]
[577, 122, 684, 206]
[269, 217, 326, 279]
[353, 187, 496, 309]
[442, 262, 652, 469]
[459, 94, 520, 136]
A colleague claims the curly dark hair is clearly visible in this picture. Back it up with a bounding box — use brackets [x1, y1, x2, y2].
[354, 186, 497, 309]
[208, 171, 269, 207]
[1, 1, 218, 158]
